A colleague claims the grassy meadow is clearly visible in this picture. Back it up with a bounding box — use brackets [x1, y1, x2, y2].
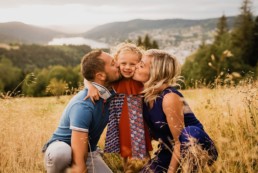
[0, 83, 257, 173]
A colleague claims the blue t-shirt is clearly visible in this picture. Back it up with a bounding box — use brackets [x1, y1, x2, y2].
[43, 86, 115, 152]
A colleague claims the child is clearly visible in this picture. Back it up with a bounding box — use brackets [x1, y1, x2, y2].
[85, 43, 152, 171]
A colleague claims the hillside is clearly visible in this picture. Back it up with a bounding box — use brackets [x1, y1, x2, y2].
[0, 17, 237, 46]
[81, 16, 237, 62]
[83, 17, 236, 44]
[0, 44, 92, 69]
[83, 18, 213, 39]
[0, 22, 68, 44]
[0, 17, 237, 63]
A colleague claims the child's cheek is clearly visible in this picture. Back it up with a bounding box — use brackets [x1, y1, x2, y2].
[119, 66, 123, 71]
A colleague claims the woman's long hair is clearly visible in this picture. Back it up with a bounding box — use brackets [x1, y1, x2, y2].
[142, 49, 182, 103]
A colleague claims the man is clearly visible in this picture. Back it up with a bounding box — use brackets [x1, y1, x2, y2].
[42, 50, 120, 173]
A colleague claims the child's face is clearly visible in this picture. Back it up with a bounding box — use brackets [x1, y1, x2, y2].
[117, 52, 140, 78]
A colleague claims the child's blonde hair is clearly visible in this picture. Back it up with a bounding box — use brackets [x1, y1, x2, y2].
[112, 42, 143, 61]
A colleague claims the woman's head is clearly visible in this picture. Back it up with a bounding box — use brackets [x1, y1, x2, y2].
[133, 49, 181, 102]
[112, 42, 142, 78]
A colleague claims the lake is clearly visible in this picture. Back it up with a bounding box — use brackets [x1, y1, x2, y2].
[48, 37, 109, 49]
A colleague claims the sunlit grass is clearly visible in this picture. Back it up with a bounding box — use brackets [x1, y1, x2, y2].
[0, 83, 257, 173]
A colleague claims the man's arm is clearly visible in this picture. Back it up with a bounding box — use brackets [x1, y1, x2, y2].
[71, 130, 88, 173]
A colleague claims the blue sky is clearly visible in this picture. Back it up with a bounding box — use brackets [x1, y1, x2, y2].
[0, 0, 257, 33]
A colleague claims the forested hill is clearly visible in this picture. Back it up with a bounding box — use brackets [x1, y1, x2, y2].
[0, 22, 68, 44]
[0, 44, 92, 70]
[0, 17, 237, 45]
[83, 17, 237, 42]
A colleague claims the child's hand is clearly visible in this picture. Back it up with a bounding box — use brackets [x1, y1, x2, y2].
[84, 85, 100, 104]
[83, 79, 100, 104]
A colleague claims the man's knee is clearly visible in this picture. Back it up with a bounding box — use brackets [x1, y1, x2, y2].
[44, 141, 72, 173]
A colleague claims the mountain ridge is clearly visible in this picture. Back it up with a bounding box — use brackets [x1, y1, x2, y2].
[0, 22, 68, 44]
[83, 17, 236, 43]
[0, 16, 236, 46]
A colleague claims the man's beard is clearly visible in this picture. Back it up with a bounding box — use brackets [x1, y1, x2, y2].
[104, 73, 120, 88]
[103, 74, 113, 89]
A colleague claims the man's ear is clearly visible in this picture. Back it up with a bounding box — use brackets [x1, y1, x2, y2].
[95, 72, 106, 81]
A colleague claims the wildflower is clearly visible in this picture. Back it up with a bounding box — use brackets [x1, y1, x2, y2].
[211, 55, 215, 61]
[223, 50, 233, 57]
[231, 72, 241, 78]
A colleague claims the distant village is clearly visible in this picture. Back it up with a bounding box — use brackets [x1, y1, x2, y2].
[130, 26, 215, 64]
[99, 25, 216, 64]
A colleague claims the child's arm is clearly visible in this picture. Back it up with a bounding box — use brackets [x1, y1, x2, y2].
[84, 79, 100, 104]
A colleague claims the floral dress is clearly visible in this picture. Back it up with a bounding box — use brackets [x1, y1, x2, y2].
[104, 78, 152, 159]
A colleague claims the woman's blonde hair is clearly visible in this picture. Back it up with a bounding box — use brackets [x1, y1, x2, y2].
[112, 42, 143, 61]
[142, 49, 182, 103]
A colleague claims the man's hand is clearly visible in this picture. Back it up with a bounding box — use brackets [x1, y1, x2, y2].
[69, 165, 87, 173]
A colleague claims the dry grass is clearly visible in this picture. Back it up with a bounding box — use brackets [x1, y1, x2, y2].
[0, 96, 71, 173]
[0, 83, 257, 173]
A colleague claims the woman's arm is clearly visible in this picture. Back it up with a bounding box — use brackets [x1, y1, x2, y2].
[84, 79, 100, 104]
[162, 93, 184, 173]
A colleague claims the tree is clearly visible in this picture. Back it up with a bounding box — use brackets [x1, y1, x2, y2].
[208, 15, 238, 78]
[136, 34, 159, 50]
[137, 36, 142, 47]
[22, 65, 81, 97]
[214, 15, 228, 44]
[48, 65, 80, 90]
[231, 0, 255, 66]
[152, 40, 159, 49]
[0, 79, 4, 92]
[22, 69, 48, 97]
[182, 45, 216, 87]
[182, 15, 234, 87]
[143, 34, 152, 49]
[249, 16, 258, 66]
[48, 65, 67, 81]
[0, 57, 22, 93]
[46, 78, 68, 99]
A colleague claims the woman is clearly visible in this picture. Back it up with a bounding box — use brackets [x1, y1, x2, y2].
[133, 49, 218, 173]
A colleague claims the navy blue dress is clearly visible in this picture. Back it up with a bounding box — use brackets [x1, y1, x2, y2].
[140, 87, 218, 173]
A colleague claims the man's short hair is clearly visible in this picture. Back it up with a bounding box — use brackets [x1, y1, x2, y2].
[81, 50, 105, 81]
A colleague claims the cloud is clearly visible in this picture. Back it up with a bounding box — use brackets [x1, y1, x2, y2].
[0, 0, 128, 7]
[0, 0, 257, 29]
[1, 0, 254, 9]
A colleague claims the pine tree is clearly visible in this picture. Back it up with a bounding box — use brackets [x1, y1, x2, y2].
[214, 14, 228, 44]
[135, 34, 159, 50]
[210, 15, 234, 76]
[143, 34, 151, 49]
[231, 0, 254, 66]
[152, 40, 159, 49]
[249, 16, 258, 66]
[137, 36, 143, 47]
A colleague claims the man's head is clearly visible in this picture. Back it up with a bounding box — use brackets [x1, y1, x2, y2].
[81, 50, 120, 87]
